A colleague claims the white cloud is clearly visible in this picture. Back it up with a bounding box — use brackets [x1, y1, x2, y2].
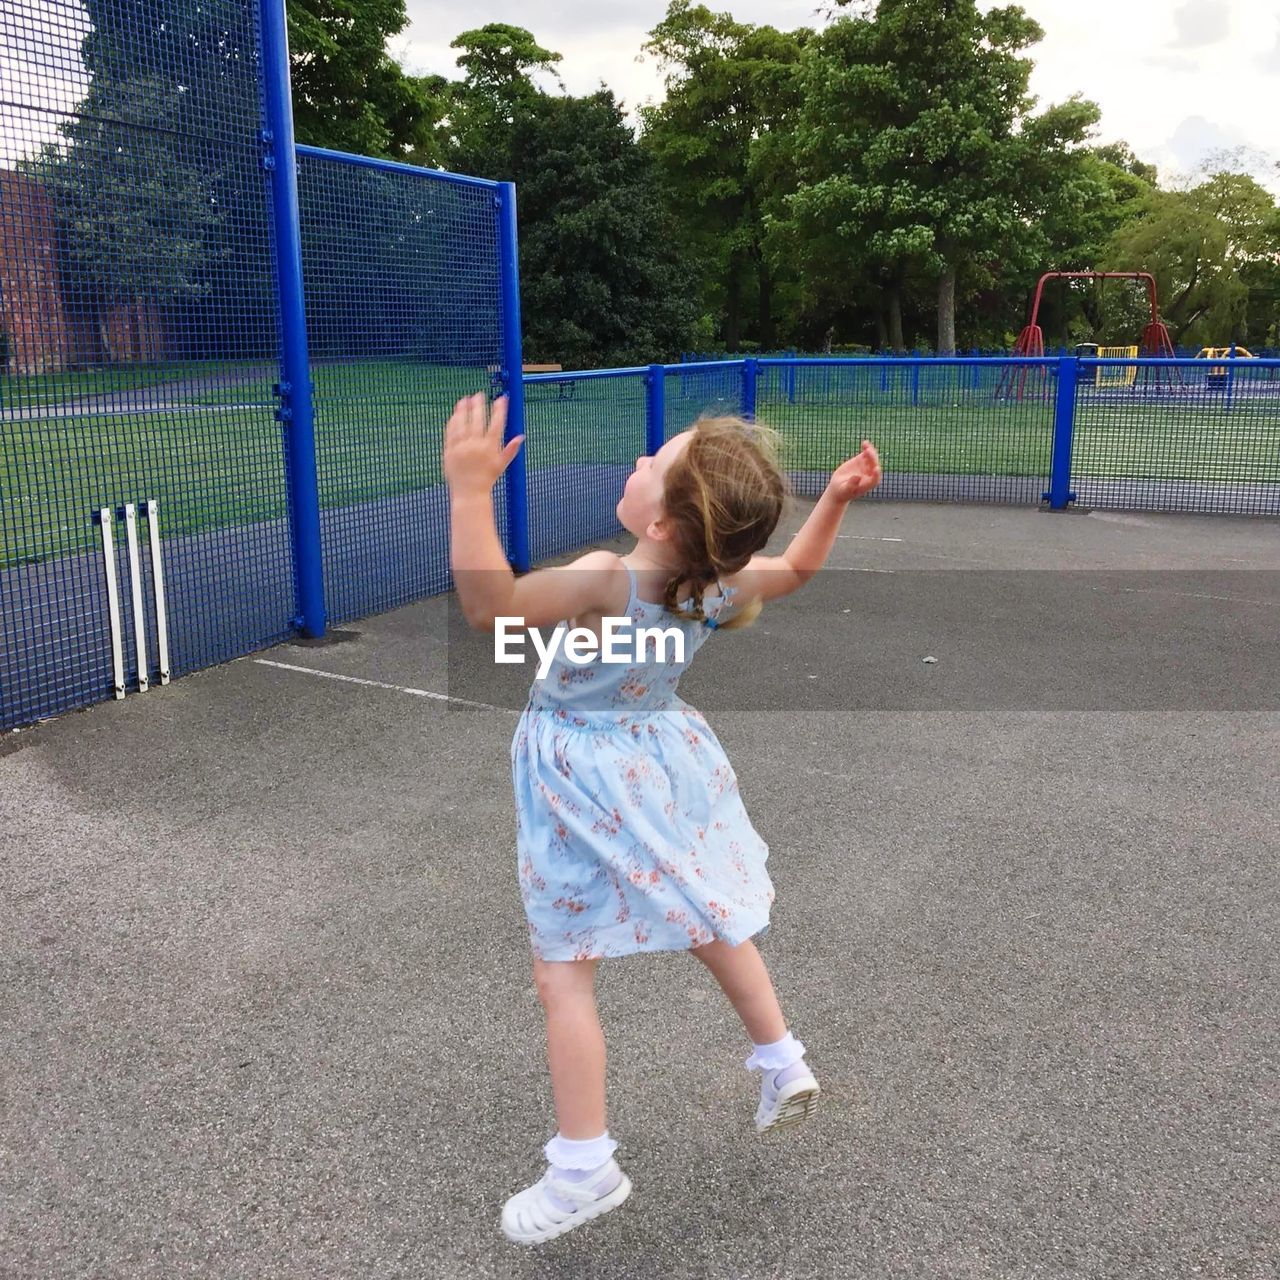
[399, 1, 830, 125]
[1144, 52, 1196, 72]
[1257, 22, 1280, 72]
[1167, 115, 1247, 168]
[400, 1, 825, 85]
[1011, 0, 1279, 195]
[1140, 116, 1278, 196]
[1169, 0, 1230, 48]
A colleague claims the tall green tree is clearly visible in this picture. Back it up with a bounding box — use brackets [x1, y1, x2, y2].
[442, 24, 564, 176]
[640, 2, 811, 349]
[28, 0, 272, 360]
[287, 0, 447, 161]
[784, 0, 1100, 351]
[992, 141, 1157, 348]
[27, 0, 472, 366]
[32, 75, 225, 356]
[1104, 172, 1279, 346]
[504, 92, 698, 366]
[1240, 204, 1280, 348]
[435, 29, 696, 366]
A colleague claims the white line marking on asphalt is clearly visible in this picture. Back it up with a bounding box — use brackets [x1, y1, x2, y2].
[253, 660, 520, 715]
[1087, 585, 1279, 608]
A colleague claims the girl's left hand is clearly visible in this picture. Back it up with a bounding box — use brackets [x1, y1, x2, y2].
[443, 393, 525, 495]
[829, 440, 882, 503]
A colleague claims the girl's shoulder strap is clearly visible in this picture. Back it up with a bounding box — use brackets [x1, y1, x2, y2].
[703, 580, 737, 630]
[621, 560, 639, 614]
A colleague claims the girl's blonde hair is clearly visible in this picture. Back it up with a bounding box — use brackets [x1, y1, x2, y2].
[659, 415, 790, 631]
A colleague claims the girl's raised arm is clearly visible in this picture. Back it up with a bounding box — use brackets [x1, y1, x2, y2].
[445, 394, 629, 630]
[728, 440, 882, 606]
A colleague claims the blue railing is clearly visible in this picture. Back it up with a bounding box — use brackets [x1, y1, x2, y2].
[1, 0, 512, 731]
[682, 346, 1280, 362]
[512, 356, 1280, 549]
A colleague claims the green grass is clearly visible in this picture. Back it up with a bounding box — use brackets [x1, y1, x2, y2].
[765, 398, 1280, 480]
[183, 359, 491, 408]
[0, 361, 264, 411]
[768, 402, 1055, 475]
[4, 361, 1278, 570]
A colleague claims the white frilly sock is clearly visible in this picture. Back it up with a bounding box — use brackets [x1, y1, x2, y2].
[544, 1130, 618, 1172]
[541, 1131, 622, 1213]
[744, 1030, 806, 1073]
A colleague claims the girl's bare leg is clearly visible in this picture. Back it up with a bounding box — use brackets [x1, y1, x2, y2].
[501, 958, 626, 1245]
[691, 937, 818, 1136]
[690, 937, 788, 1043]
[531, 957, 608, 1139]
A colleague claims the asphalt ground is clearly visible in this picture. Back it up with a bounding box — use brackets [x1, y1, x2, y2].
[2, 500, 1278, 1279]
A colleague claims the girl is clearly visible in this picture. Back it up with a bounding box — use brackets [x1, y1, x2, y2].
[444, 393, 881, 1245]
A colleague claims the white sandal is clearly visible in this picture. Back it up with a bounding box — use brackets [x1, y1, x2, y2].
[500, 1159, 632, 1245]
[755, 1065, 821, 1134]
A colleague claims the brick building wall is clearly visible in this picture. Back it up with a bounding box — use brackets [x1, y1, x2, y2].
[0, 170, 71, 374]
[0, 170, 175, 372]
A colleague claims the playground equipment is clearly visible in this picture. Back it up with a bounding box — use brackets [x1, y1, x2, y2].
[1012, 272, 1175, 359]
[1096, 345, 1139, 387]
[999, 272, 1176, 399]
[1196, 345, 1254, 388]
[1076, 342, 1140, 385]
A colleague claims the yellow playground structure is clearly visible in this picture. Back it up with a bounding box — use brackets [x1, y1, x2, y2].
[1096, 345, 1138, 387]
[1197, 346, 1254, 359]
[1195, 346, 1255, 387]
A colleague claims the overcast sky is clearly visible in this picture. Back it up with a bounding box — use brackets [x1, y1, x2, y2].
[397, 0, 1280, 195]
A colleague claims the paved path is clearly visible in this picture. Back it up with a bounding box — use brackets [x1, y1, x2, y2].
[2, 503, 1278, 1278]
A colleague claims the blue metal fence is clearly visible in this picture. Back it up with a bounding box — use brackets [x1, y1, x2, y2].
[755, 355, 1061, 505]
[1072, 357, 1280, 514]
[683, 346, 1280, 362]
[1, 0, 511, 730]
[523, 367, 645, 564]
[3, 0, 298, 731]
[513, 355, 1280, 556]
[293, 148, 511, 624]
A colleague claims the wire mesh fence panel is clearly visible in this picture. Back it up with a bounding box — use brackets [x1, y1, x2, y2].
[1, 0, 293, 731]
[523, 372, 647, 563]
[663, 364, 744, 438]
[757, 360, 1055, 503]
[295, 151, 505, 624]
[1073, 361, 1280, 515]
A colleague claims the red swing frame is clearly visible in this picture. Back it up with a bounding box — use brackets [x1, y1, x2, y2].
[1011, 271, 1175, 358]
[1000, 272, 1176, 400]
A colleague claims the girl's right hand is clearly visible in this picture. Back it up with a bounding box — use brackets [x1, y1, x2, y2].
[444, 393, 525, 496]
[829, 440, 882, 503]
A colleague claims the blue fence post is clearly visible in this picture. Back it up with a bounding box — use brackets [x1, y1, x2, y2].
[646, 364, 666, 456]
[1226, 343, 1237, 411]
[259, 0, 325, 638]
[786, 358, 796, 405]
[496, 181, 531, 573]
[742, 357, 758, 420]
[1045, 357, 1079, 510]
[911, 359, 920, 407]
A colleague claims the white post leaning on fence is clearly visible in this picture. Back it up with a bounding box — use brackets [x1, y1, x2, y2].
[97, 509, 126, 700]
[122, 503, 149, 693]
[143, 500, 171, 685]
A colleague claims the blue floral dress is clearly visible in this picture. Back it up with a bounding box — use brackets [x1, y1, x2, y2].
[511, 564, 774, 962]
